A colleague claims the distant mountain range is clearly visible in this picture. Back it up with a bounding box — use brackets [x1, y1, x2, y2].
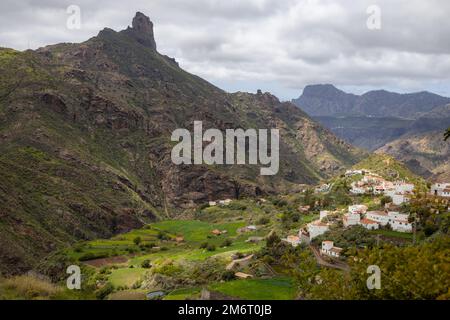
[293, 84, 450, 119]
[0, 13, 364, 274]
[292, 84, 450, 181]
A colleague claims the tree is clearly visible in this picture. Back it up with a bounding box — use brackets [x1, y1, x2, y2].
[133, 236, 142, 246]
[445, 127, 450, 141]
[380, 195, 393, 206]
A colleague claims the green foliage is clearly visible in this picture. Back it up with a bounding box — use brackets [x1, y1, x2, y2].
[141, 259, 152, 269]
[221, 239, 233, 247]
[221, 270, 236, 281]
[78, 252, 109, 261]
[95, 283, 114, 300]
[314, 226, 376, 251]
[257, 217, 270, 225]
[133, 236, 142, 246]
[380, 195, 393, 206]
[305, 235, 450, 300]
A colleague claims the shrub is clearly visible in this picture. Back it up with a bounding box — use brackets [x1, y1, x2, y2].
[157, 231, 170, 240]
[206, 244, 216, 252]
[200, 242, 208, 249]
[229, 203, 247, 211]
[141, 260, 152, 269]
[221, 239, 232, 247]
[95, 283, 114, 300]
[273, 199, 288, 207]
[73, 243, 84, 253]
[78, 252, 109, 261]
[221, 270, 236, 281]
[381, 196, 393, 206]
[291, 213, 300, 223]
[133, 236, 142, 246]
[257, 217, 270, 225]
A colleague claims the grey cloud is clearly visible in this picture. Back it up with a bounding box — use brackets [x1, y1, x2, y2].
[1, 0, 450, 100]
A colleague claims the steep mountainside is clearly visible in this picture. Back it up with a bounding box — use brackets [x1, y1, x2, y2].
[313, 116, 415, 150]
[0, 13, 363, 274]
[377, 131, 450, 182]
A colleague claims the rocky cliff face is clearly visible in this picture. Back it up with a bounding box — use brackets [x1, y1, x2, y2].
[123, 11, 157, 50]
[0, 13, 363, 274]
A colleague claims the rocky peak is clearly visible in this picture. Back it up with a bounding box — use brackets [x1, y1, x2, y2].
[124, 12, 157, 50]
[302, 84, 346, 98]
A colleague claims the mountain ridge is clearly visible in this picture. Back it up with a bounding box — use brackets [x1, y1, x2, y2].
[293, 84, 450, 119]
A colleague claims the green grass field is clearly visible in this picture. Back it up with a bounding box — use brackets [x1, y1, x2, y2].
[152, 220, 246, 242]
[108, 268, 148, 288]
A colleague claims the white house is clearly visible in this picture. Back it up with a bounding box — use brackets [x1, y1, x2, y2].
[298, 229, 311, 244]
[366, 211, 412, 233]
[388, 211, 409, 221]
[320, 241, 343, 258]
[366, 211, 390, 226]
[282, 235, 301, 247]
[209, 201, 217, 206]
[350, 187, 367, 195]
[373, 185, 386, 195]
[349, 205, 368, 215]
[430, 183, 450, 197]
[392, 193, 410, 205]
[393, 220, 413, 232]
[391, 219, 413, 233]
[307, 220, 330, 240]
[443, 189, 450, 197]
[360, 218, 379, 230]
[315, 184, 332, 193]
[393, 181, 415, 193]
[343, 212, 361, 227]
[219, 199, 233, 206]
[320, 210, 330, 221]
[345, 169, 366, 177]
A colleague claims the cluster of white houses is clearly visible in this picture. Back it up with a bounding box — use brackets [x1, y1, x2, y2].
[281, 176, 450, 258]
[283, 204, 413, 257]
[343, 205, 413, 232]
[350, 174, 415, 205]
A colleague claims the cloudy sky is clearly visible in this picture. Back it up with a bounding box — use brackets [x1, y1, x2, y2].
[1, 0, 450, 100]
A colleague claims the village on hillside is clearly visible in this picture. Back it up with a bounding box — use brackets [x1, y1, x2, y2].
[282, 169, 450, 261]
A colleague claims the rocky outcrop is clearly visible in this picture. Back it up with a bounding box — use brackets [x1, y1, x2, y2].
[123, 12, 157, 50]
